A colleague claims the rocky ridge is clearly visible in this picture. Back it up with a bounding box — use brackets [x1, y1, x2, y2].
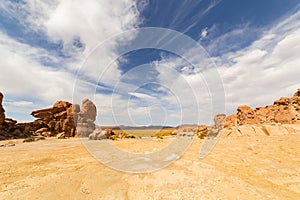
[0, 92, 97, 140]
[225, 89, 300, 127]
[222, 89, 300, 137]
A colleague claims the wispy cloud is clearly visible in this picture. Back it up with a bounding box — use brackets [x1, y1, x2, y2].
[129, 92, 156, 100]
[211, 9, 300, 113]
[1, 1, 299, 126]
[149, 8, 300, 123]
[6, 101, 33, 107]
[0, 0, 144, 122]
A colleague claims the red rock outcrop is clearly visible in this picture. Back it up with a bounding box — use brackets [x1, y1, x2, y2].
[30, 101, 80, 137]
[0, 92, 5, 125]
[0, 92, 97, 140]
[224, 114, 237, 127]
[237, 105, 260, 125]
[0, 93, 32, 139]
[225, 89, 300, 127]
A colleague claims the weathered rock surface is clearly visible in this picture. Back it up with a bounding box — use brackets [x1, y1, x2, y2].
[214, 114, 226, 129]
[27, 99, 95, 138]
[0, 93, 32, 139]
[224, 114, 237, 127]
[89, 128, 107, 140]
[0, 92, 5, 125]
[30, 100, 79, 137]
[76, 99, 97, 137]
[225, 89, 300, 127]
[221, 124, 300, 137]
[0, 91, 97, 140]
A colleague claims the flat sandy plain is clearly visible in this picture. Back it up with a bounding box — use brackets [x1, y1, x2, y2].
[1, 134, 300, 199]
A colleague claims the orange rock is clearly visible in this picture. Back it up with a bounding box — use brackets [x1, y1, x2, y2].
[225, 114, 237, 128]
[237, 105, 260, 125]
[225, 88, 300, 128]
[0, 92, 5, 125]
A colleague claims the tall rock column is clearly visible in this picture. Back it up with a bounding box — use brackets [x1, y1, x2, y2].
[0, 92, 5, 125]
[214, 114, 226, 129]
[76, 99, 97, 137]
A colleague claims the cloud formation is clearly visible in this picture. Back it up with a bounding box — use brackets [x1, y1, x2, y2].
[0, 0, 145, 121]
[1, 1, 300, 126]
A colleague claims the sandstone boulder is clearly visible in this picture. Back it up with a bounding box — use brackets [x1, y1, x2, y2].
[225, 89, 300, 128]
[89, 128, 108, 140]
[34, 127, 49, 135]
[57, 132, 65, 139]
[79, 99, 97, 121]
[76, 99, 97, 137]
[53, 101, 72, 114]
[31, 100, 76, 137]
[224, 114, 237, 128]
[237, 105, 260, 125]
[214, 114, 226, 129]
[0, 92, 5, 125]
[0, 92, 97, 140]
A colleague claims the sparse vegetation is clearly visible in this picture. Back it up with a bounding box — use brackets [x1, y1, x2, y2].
[36, 136, 45, 141]
[110, 129, 176, 139]
[23, 136, 46, 142]
[113, 129, 158, 137]
[109, 135, 117, 140]
[23, 137, 36, 143]
[108, 130, 137, 140]
[155, 129, 174, 139]
[196, 126, 208, 139]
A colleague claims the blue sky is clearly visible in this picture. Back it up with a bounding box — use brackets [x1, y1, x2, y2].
[0, 0, 300, 126]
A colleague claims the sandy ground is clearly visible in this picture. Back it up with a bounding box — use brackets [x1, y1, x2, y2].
[0, 135, 300, 200]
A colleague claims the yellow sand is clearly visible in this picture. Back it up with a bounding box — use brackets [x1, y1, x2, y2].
[0, 135, 300, 200]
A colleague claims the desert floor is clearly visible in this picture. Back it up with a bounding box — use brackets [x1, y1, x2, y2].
[0, 135, 300, 200]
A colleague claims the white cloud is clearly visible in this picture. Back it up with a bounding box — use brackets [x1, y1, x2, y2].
[149, 9, 300, 124]
[6, 101, 33, 107]
[0, 0, 145, 122]
[1, 1, 299, 126]
[214, 10, 300, 114]
[151, 58, 215, 125]
[200, 27, 208, 39]
[0, 36, 76, 104]
[129, 92, 155, 100]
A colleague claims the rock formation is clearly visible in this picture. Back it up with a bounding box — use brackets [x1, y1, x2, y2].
[0, 91, 97, 140]
[225, 89, 300, 127]
[0, 92, 5, 125]
[0, 93, 32, 139]
[224, 114, 237, 127]
[89, 128, 110, 140]
[214, 114, 226, 129]
[30, 101, 79, 137]
[221, 124, 300, 137]
[29, 99, 96, 138]
[76, 99, 97, 137]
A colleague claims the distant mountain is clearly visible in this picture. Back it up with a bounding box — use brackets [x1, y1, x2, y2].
[100, 125, 175, 130]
